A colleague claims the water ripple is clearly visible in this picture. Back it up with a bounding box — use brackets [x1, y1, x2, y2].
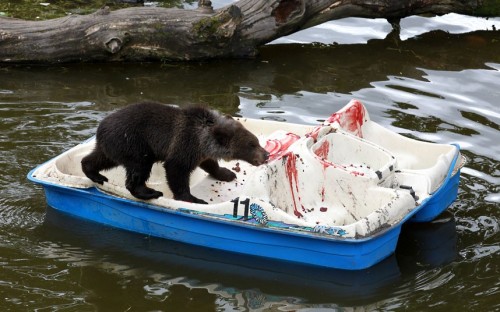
[0, 195, 44, 230]
[414, 269, 456, 291]
[460, 244, 500, 262]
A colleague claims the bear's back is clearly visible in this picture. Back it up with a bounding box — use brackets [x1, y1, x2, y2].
[98, 102, 180, 136]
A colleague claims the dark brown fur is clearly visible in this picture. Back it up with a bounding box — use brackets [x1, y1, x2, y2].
[81, 102, 269, 204]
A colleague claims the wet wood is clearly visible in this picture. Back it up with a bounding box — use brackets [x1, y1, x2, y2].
[0, 0, 495, 63]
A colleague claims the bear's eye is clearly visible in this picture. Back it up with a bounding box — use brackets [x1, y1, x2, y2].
[248, 142, 258, 148]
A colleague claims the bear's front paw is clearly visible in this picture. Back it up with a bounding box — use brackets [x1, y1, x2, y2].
[213, 167, 237, 182]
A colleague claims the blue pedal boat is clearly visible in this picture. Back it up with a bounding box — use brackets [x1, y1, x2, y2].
[28, 100, 465, 270]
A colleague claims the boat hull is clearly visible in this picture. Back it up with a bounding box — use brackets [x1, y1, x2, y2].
[410, 166, 461, 222]
[35, 177, 406, 270]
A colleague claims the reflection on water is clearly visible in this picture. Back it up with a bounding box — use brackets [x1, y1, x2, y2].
[0, 11, 499, 311]
[25, 208, 457, 310]
[275, 13, 500, 45]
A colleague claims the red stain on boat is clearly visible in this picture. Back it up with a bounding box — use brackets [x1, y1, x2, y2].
[284, 152, 303, 218]
[265, 133, 300, 161]
[314, 139, 330, 160]
[326, 100, 366, 138]
[306, 126, 322, 142]
[350, 171, 365, 177]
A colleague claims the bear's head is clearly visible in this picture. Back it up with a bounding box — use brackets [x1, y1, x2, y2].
[213, 116, 269, 166]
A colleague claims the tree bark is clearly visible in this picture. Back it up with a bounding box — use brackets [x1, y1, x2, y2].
[0, 0, 494, 63]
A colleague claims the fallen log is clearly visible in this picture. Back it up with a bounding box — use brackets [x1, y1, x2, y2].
[0, 0, 495, 63]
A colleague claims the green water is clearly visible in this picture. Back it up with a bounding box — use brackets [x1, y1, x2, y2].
[1, 1, 499, 311]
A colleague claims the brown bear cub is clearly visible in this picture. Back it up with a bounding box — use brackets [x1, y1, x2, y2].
[81, 102, 269, 204]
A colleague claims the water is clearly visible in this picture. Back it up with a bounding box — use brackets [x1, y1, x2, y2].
[1, 4, 499, 311]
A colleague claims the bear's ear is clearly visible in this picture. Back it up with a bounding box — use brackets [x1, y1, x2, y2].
[212, 124, 235, 146]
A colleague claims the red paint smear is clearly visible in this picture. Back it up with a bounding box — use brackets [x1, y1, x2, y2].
[284, 152, 303, 218]
[265, 133, 300, 161]
[350, 171, 365, 177]
[326, 100, 365, 138]
[306, 125, 322, 142]
[317, 157, 337, 170]
[307, 129, 338, 169]
[320, 207, 328, 212]
[321, 187, 325, 202]
[314, 139, 329, 159]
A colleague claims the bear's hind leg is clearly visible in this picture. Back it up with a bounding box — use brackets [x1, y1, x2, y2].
[124, 163, 163, 200]
[81, 146, 117, 184]
[199, 158, 236, 182]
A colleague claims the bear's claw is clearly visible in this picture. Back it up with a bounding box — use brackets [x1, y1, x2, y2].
[88, 174, 108, 185]
[175, 194, 208, 205]
[128, 186, 163, 200]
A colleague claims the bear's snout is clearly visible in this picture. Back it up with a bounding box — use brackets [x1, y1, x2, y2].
[252, 148, 269, 166]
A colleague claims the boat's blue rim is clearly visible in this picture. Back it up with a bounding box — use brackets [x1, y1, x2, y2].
[27, 144, 461, 243]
